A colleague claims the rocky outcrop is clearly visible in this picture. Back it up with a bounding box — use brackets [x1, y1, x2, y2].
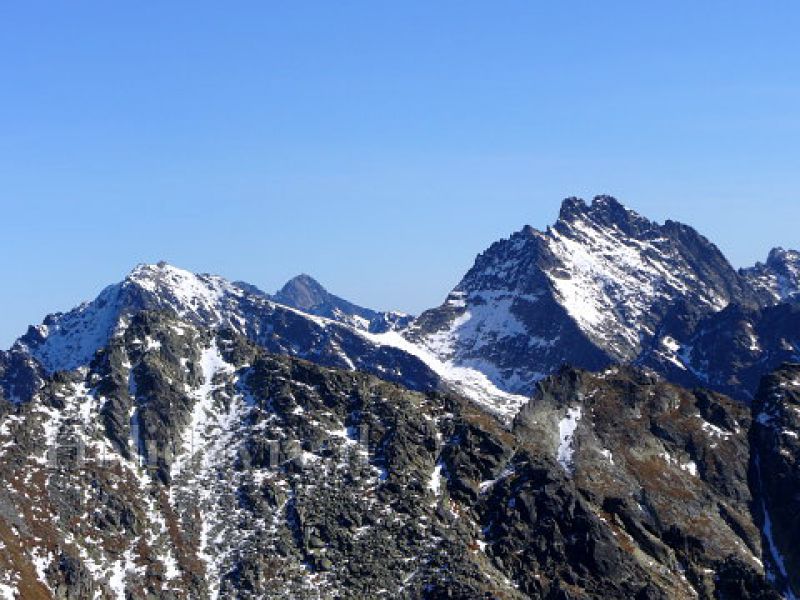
[751, 363, 800, 597]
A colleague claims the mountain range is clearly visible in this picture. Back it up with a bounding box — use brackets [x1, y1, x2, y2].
[0, 196, 799, 599]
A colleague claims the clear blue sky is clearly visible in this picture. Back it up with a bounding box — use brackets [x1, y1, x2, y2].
[1, 2, 799, 348]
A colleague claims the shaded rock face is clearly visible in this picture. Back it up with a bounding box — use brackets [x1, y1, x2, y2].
[751, 364, 800, 596]
[640, 301, 800, 403]
[509, 367, 774, 598]
[274, 273, 413, 333]
[0, 312, 787, 598]
[0, 348, 42, 404]
[406, 196, 768, 397]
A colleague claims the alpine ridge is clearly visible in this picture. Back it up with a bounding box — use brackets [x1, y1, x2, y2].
[407, 195, 773, 398]
[1, 196, 799, 599]
[273, 273, 413, 333]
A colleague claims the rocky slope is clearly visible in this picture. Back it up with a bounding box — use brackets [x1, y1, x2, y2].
[639, 301, 800, 402]
[0, 311, 791, 598]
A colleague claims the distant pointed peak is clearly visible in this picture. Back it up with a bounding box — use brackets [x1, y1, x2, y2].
[274, 273, 331, 312]
[284, 273, 325, 287]
[277, 273, 328, 295]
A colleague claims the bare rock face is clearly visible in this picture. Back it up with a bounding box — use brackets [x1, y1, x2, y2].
[640, 298, 800, 403]
[509, 367, 773, 599]
[751, 364, 800, 596]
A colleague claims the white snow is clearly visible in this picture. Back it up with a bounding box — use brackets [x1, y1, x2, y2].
[600, 448, 614, 465]
[18, 282, 128, 373]
[357, 329, 529, 420]
[427, 463, 444, 496]
[742, 248, 800, 304]
[699, 418, 733, 440]
[658, 336, 688, 370]
[557, 407, 582, 472]
[478, 465, 516, 493]
[660, 451, 699, 477]
[14, 263, 257, 375]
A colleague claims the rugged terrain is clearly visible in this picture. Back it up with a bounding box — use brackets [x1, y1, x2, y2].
[0, 312, 792, 598]
[0, 196, 799, 598]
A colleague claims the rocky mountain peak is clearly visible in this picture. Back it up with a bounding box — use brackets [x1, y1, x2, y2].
[11, 262, 245, 375]
[741, 247, 800, 304]
[273, 273, 414, 333]
[767, 246, 800, 265]
[273, 273, 332, 313]
[410, 195, 760, 398]
[557, 196, 588, 221]
[556, 195, 656, 238]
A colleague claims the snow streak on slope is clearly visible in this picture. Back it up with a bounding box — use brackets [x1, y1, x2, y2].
[358, 329, 529, 420]
[556, 406, 582, 472]
[419, 291, 546, 358]
[168, 340, 242, 600]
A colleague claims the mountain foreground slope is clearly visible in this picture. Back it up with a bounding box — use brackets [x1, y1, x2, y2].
[0, 312, 792, 599]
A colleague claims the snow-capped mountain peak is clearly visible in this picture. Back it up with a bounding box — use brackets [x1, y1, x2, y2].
[545, 196, 740, 355]
[123, 261, 251, 325]
[408, 196, 758, 395]
[12, 263, 254, 374]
